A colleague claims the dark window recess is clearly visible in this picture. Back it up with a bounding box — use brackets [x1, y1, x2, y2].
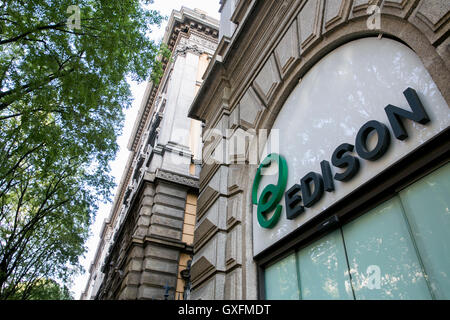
[123, 188, 132, 206]
[133, 157, 145, 182]
[146, 112, 163, 148]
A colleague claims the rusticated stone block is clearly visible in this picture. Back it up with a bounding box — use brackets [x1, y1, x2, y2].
[410, 0, 450, 45]
[197, 166, 228, 218]
[225, 267, 242, 300]
[140, 196, 154, 208]
[150, 214, 183, 230]
[416, 0, 450, 28]
[352, 0, 382, 12]
[274, 19, 300, 78]
[191, 273, 226, 300]
[144, 243, 179, 261]
[153, 193, 186, 210]
[229, 105, 240, 131]
[137, 285, 166, 300]
[123, 271, 140, 286]
[191, 231, 226, 284]
[127, 257, 143, 273]
[253, 54, 281, 105]
[143, 257, 179, 275]
[194, 196, 227, 249]
[323, 0, 352, 34]
[152, 204, 185, 220]
[118, 285, 138, 300]
[382, 0, 418, 19]
[140, 270, 177, 288]
[148, 224, 182, 240]
[238, 87, 265, 129]
[142, 184, 155, 197]
[227, 164, 246, 194]
[156, 182, 187, 200]
[128, 245, 144, 260]
[137, 215, 151, 228]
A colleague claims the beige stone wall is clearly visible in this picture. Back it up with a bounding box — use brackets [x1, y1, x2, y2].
[189, 0, 450, 300]
[175, 192, 197, 299]
[189, 53, 211, 162]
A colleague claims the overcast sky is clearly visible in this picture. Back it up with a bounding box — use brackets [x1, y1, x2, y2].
[72, 0, 220, 299]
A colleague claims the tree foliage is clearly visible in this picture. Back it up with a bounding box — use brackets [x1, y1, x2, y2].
[7, 278, 73, 300]
[0, 0, 170, 299]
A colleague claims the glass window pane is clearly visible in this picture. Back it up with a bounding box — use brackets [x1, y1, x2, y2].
[297, 229, 354, 300]
[400, 163, 450, 299]
[343, 197, 432, 299]
[264, 253, 299, 300]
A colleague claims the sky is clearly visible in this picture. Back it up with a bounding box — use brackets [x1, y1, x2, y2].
[71, 0, 220, 299]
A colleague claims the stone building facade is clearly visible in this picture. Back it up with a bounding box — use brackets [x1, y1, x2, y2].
[81, 7, 219, 300]
[188, 0, 449, 299]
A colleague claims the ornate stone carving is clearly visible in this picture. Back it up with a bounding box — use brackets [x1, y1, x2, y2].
[155, 168, 199, 188]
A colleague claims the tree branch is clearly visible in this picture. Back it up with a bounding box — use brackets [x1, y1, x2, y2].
[0, 22, 66, 46]
[0, 67, 74, 103]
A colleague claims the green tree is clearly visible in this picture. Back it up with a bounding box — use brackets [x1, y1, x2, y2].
[0, 0, 170, 299]
[7, 278, 73, 300]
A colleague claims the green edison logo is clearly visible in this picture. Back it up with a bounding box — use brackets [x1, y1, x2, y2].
[252, 153, 288, 229]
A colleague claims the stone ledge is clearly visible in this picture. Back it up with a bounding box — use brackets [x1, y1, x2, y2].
[155, 168, 199, 189]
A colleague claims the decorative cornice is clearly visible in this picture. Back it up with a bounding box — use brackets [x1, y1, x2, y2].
[155, 168, 199, 189]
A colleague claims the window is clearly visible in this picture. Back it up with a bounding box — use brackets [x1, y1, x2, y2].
[264, 162, 450, 300]
[297, 229, 352, 300]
